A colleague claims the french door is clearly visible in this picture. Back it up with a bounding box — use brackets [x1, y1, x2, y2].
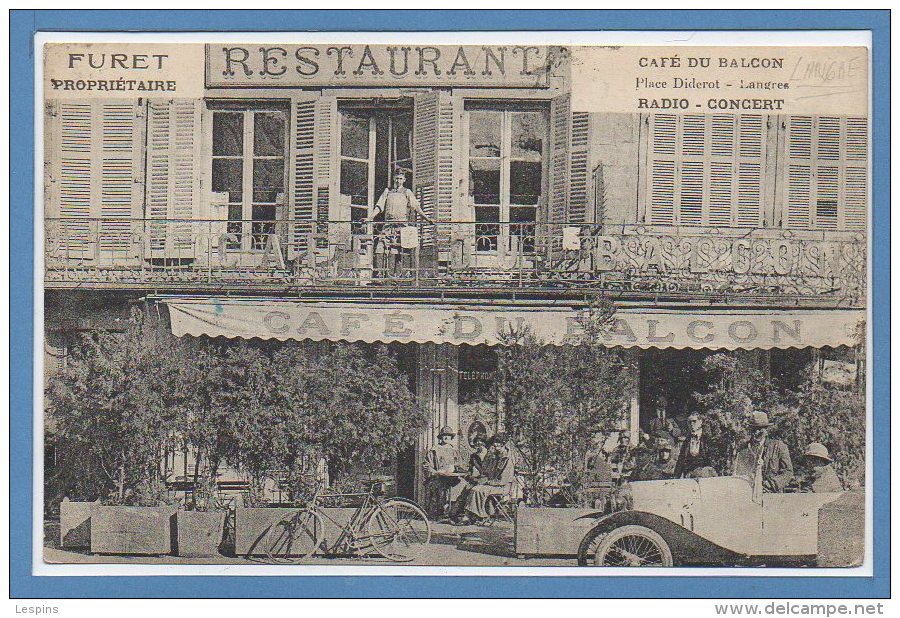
[466, 106, 548, 259]
[339, 108, 413, 229]
[210, 106, 288, 251]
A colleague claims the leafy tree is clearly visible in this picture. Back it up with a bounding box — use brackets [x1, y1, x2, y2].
[262, 342, 426, 498]
[46, 308, 176, 505]
[174, 339, 272, 508]
[692, 351, 865, 488]
[777, 365, 866, 489]
[498, 301, 629, 505]
[691, 353, 781, 474]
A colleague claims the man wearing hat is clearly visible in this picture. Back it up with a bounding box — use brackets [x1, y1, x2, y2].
[459, 434, 514, 523]
[675, 412, 713, 478]
[648, 395, 683, 443]
[632, 431, 678, 481]
[733, 411, 794, 493]
[798, 443, 842, 493]
[422, 426, 464, 520]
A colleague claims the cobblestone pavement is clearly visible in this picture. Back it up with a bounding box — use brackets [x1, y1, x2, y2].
[44, 521, 576, 567]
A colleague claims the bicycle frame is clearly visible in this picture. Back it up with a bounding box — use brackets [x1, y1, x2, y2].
[304, 482, 393, 556]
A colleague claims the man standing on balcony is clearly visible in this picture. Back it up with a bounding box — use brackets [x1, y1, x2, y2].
[372, 167, 434, 277]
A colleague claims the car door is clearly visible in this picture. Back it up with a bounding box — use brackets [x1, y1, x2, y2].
[761, 492, 843, 557]
[690, 476, 764, 556]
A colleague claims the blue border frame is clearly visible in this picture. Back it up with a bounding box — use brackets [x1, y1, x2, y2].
[10, 9, 890, 599]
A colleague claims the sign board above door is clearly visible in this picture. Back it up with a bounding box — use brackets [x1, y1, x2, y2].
[205, 44, 564, 88]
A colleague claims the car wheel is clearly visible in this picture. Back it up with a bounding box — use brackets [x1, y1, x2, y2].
[592, 525, 674, 567]
[577, 525, 608, 566]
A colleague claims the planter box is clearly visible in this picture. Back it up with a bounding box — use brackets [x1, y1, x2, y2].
[90, 506, 176, 555]
[59, 500, 100, 549]
[235, 507, 356, 557]
[175, 511, 226, 557]
[514, 506, 598, 557]
[818, 490, 865, 567]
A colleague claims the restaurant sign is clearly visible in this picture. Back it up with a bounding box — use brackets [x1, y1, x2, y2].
[164, 299, 863, 350]
[205, 44, 559, 88]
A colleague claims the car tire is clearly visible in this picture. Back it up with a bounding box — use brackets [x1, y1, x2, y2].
[577, 524, 608, 566]
[589, 524, 674, 567]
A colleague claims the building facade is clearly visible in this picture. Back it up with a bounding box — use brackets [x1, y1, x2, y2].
[44, 45, 867, 501]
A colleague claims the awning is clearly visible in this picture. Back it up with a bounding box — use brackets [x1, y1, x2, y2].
[163, 298, 864, 350]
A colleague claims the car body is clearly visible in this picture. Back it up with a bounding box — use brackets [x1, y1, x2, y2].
[576, 476, 844, 566]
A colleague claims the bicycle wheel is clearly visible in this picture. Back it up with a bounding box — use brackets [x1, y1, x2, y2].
[365, 498, 431, 562]
[265, 508, 322, 563]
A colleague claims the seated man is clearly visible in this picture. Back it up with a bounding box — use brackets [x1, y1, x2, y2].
[422, 426, 465, 520]
[732, 411, 793, 493]
[457, 434, 514, 525]
[632, 431, 678, 481]
[797, 442, 842, 493]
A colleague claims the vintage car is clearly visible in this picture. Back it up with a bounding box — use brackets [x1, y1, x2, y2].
[574, 475, 845, 567]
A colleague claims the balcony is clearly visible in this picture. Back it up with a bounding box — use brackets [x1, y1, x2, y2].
[43, 218, 866, 306]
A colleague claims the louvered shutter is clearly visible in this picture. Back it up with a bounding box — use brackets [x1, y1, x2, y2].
[413, 91, 456, 255]
[48, 100, 92, 256]
[146, 99, 200, 257]
[569, 112, 590, 223]
[784, 116, 814, 228]
[843, 118, 867, 230]
[413, 92, 438, 249]
[313, 96, 338, 257]
[548, 93, 571, 226]
[678, 114, 705, 225]
[287, 94, 321, 259]
[708, 115, 735, 226]
[47, 99, 143, 262]
[783, 116, 867, 231]
[735, 115, 764, 227]
[648, 114, 676, 225]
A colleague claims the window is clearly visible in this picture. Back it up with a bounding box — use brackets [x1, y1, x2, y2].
[210, 105, 287, 250]
[338, 105, 413, 231]
[784, 116, 867, 231]
[466, 106, 548, 253]
[647, 114, 765, 228]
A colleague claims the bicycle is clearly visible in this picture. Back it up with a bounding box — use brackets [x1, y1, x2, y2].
[264, 482, 431, 563]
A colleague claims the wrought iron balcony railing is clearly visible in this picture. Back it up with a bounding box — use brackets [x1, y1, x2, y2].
[43, 218, 866, 304]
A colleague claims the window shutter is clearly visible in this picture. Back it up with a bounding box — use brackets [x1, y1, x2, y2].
[413, 92, 454, 250]
[312, 96, 338, 256]
[734, 115, 764, 227]
[784, 116, 814, 228]
[783, 115, 867, 231]
[50, 101, 93, 256]
[413, 91, 455, 254]
[146, 99, 199, 257]
[569, 112, 590, 223]
[48, 99, 143, 261]
[287, 94, 319, 259]
[843, 117, 867, 231]
[435, 91, 456, 256]
[549, 93, 571, 225]
[648, 114, 676, 224]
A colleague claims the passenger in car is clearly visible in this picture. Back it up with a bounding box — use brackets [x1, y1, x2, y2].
[732, 411, 793, 493]
[675, 412, 712, 478]
[797, 442, 843, 493]
[632, 431, 678, 481]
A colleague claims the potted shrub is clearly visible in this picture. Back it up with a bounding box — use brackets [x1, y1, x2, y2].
[175, 479, 226, 558]
[46, 310, 180, 555]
